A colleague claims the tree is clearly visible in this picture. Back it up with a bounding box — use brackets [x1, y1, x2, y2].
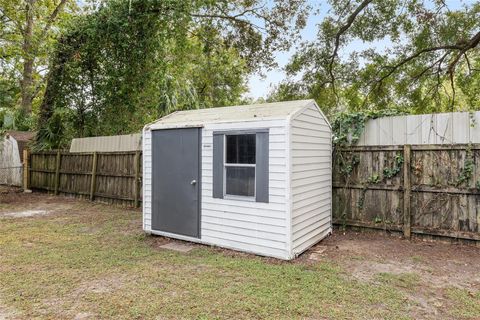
[272, 0, 480, 115]
[36, 0, 308, 149]
[0, 0, 76, 117]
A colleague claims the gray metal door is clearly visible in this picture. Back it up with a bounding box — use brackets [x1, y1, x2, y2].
[152, 128, 201, 238]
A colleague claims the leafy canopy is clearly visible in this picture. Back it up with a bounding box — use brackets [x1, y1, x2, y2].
[270, 0, 480, 116]
[0, 0, 77, 120]
[36, 0, 308, 149]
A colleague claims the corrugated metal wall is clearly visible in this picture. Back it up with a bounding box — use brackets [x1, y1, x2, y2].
[0, 136, 23, 186]
[70, 134, 142, 153]
[357, 111, 480, 146]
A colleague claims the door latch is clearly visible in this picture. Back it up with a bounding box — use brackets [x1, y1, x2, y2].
[190, 180, 197, 185]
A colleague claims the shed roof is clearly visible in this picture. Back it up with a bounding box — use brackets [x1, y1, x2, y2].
[70, 133, 142, 153]
[147, 100, 318, 130]
[5, 130, 36, 142]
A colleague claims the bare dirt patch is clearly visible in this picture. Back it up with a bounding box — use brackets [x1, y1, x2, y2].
[0, 190, 120, 219]
[310, 231, 480, 289]
[1, 209, 49, 218]
[0, 295, 19, 320]
[303, 230, 480, 318]
[75, 275, 127, 295]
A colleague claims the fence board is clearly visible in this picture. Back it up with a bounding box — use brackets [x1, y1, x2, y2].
[29, 151, 142, 207]
[333, 144, 480, 242]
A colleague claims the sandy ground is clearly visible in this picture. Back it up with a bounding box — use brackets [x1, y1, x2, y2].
[303, 231, 480, 318]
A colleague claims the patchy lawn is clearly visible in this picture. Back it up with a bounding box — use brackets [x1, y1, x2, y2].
[0, 190, 479, 319]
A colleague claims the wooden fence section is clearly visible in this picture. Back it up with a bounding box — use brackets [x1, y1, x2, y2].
[27, 151, 142, 207]
[26, 145, 480, 242]
[333, 144, 480, 241]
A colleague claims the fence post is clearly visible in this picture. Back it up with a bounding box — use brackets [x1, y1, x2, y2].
[134, 151, 141, 208]
[403, 144, 412, 238]
[54, 150, 61, 195]
[23, 149, 31, 192]
[90, 152, 98, 201]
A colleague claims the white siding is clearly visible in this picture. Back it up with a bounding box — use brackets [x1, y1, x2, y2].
[143, 100, 333, 260]
[201, 120, 290, 259]
[290, 105, 332, 255]
[142, 129, 152, 231]
[357, 111, 480, 146]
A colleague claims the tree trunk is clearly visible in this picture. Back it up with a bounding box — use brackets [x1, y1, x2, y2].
[20, 0, 35, 115]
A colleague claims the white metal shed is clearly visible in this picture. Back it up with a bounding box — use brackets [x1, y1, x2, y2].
[143, 100, 332, 259]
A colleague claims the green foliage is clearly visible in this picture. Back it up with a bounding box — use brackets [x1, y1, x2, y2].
[367, 174, 380, 184]
[356, 152, 404, 210]
[0, 77, 19, 110]
[457, 159, 474, 186]
[0, 0, 78, 115]
[269, 1, 480, 114]
[338, 154, 360, 177]
[456, 146, 475, 187]
[374, 216, 383, 224]
[357, 188, 367, 210]
[383, 154, 404, 179]
[0, 108, 36, 131]
[35, 0, 308, 149]
[34, 108, 72, 150]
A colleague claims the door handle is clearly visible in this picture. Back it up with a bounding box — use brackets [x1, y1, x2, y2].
[190, 180, 197, 185]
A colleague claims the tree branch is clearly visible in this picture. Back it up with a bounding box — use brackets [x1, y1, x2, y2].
[447, 30, 480, 75]
[191, 7, 267, 32]
[377, 45, 462, 84]
[40, 0, 69, 40]
[411, 51, 449, 82]
[328, 0, 374, 104]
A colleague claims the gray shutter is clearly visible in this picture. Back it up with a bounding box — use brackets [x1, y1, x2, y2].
[255, 132, 269, 203]
[212, 133, 224, 199]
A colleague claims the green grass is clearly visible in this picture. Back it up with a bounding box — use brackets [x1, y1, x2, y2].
[445, 288, 480, 319]
[0, 201, 477, 319]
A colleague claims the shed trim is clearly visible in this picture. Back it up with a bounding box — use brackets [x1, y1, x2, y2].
[289, 100, 332, 130]
[142, 128, 148, 231]
[285, 117, 293, 258]
[149, 229, 290, 260]
[213, 128, 269, 135]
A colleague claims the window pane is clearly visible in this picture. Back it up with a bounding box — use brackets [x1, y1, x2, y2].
[226, 134, 255, 164]
[226, 167, 255, 197]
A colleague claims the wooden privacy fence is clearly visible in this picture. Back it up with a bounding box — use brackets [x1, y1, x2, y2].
[26, 151, 142, 207]
[333, 144, 480, 241]
[24, 145, 480, 242]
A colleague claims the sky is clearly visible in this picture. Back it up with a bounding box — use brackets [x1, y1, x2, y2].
[245, 1, 326, 100]
[245, 0, 473, 100]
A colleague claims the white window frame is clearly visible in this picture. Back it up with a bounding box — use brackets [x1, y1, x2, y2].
[223, 133, 256, 200]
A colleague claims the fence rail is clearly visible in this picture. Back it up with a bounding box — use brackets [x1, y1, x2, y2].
[27, 151, 142, 207]
[333, 144, 480, 242]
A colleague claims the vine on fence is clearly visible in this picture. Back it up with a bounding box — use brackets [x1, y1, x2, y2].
[383, 154, 404, 179]
[357, 153, 404, 211]
[334, 109, 480, 233]
[332, 110, 404, 147]
[456, 144, 475, 187]
[333, 110, 406, 227]
[336, 148, 404, 229]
